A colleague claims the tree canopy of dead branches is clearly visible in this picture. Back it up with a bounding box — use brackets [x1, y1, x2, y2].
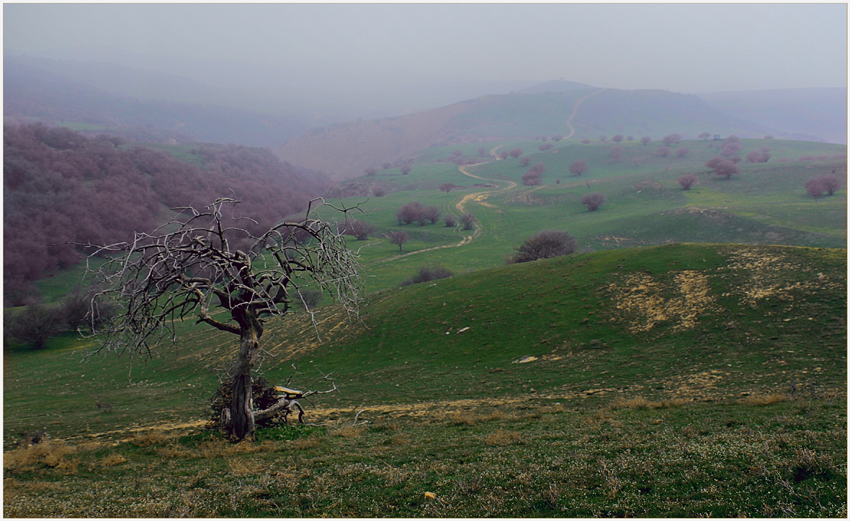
[84, 197, 363, 440]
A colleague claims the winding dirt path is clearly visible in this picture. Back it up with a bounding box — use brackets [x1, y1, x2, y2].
[564, 88, 607, 140]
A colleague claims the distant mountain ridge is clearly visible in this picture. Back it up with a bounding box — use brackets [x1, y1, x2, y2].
[273, 87, 777, 179]
[3, 55, 311, 147]
[698, 88, 847, 144]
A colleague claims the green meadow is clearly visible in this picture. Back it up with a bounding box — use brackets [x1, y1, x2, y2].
[4, 136, 846, 517]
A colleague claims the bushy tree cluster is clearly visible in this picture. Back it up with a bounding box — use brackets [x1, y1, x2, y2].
[508, 230, 577, 264]
[805, 174, 842, 200]
[395, 201, 440, 226]
[3, 123, 329, 305]
[400, 265, 454, 286]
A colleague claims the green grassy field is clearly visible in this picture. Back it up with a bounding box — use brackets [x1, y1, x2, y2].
[320, 138, 845, 294]
[4, 135, 846, 517]
[4, 243, 846, 517]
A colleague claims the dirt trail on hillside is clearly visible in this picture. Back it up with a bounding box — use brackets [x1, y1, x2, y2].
[564, 89, 607, 140]
[373, 92, 605, 263]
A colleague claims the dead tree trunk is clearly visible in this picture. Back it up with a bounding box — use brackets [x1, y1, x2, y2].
[229, 311, 264, 441]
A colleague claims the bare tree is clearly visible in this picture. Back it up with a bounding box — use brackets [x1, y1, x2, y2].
[805, 178, 826, 200]
[581, 193, 607, 211]
[569, 160, 589, 176]
[440, 183, 460, 194]
[819, 174, 842, 195]
[85, 198, 362, 441]
[640, 136, 651, 146]
[388, 231, 409, 251]
[340, 219, 377, 240]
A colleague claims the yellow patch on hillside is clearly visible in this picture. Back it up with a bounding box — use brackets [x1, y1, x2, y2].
[719, 248, 844, 305]
[607, 270, 718, 333]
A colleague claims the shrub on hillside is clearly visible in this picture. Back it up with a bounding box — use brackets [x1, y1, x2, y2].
[581, 193, 607, 212]
[7, 304, 63, 349]
[401, 265, 454, 286]
[508, 230, 577, 264]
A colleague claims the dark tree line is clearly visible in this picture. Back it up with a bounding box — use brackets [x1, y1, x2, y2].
[4, 123, 329, 305]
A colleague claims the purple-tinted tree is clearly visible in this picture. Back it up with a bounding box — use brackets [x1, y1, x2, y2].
[440, 183, 460, 194]
[580, 192, 607, 212]
[372, 185, 386, 197]
[508, 148, 523, 159]
[396, 201, 425, 225]
[640, 136, 651, 146]
[508, 230, 577, 264]
[519, 156, 531, 167]
[599, 135, 607, 143]
[569, 160, 589, 176]
[678, 174, 698, 191]
[529, 162, 546, 174]
[698, 132, 711, 140]
[611, 146, 624, 161]
[522, 170, 542, 186]
[539, 143, 554, 151]
[382, 162, 392, 170]
[444, 215, 457, 227]
[420, 205, 441, 225]
[662, 134, 681, 147]
[364, 167, 377, 176]
[656, 147, 671, 157]
[477, 147, 487, 157]
[721, 142, 744, 158]
[389, 231, 410, 251]
[745, 148, 771, 163]
[819, 174, 841, 195]
[611, 135, 624, 143]
[400, 163, 412, 175]
[341, 219, 377, 240]
[551, 135, 563, 142]
[706, 157, 739, 179]
[805, 178, 826, 200]
[675, 147, 690, 158]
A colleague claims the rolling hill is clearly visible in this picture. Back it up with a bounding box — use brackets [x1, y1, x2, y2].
[274, 87, 814, 180]
[3, 243, 846, 516]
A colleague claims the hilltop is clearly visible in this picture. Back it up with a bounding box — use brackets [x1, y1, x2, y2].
[274, 86, 841, 180]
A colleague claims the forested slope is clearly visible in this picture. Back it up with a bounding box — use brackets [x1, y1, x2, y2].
[3, 123, 330, 305]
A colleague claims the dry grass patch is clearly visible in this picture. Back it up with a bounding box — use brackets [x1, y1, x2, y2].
[128, 429, 174, 447]
[485, 429, 524, 446]
[331, 425, 366, 438]
[738, 393, 789, 406]
[3, 440, 77, 472]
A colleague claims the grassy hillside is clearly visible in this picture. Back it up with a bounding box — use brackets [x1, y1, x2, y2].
[274, 88, 785, 179]
[4, 243, 846, 517]
[316, 137, 846, 295]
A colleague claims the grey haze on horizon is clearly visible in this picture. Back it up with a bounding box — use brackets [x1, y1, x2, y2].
[4, 3, 847, 123]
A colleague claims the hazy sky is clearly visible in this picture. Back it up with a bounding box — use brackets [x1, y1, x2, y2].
[3, 2, 847, 117]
